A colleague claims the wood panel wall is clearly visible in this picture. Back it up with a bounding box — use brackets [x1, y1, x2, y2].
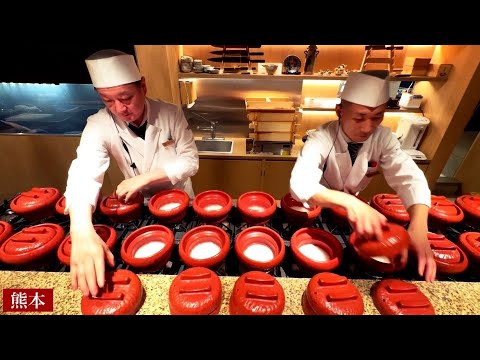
[455, 132, 480, 193]
[0, 135, 123, 201]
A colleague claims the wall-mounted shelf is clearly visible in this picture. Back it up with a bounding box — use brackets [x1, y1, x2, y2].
[300, 106, 424, 113]
[178, 72, 447, 82]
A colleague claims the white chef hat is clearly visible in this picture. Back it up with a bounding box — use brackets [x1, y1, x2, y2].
[341, 70, 390, 107]
[85, 49, 141, 88]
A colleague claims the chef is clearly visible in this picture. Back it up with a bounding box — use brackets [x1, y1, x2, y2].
[63, 49, 199, 296]
[290, 70, 436, 282]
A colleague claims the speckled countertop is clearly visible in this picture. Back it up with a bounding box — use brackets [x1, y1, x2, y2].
[1, 271, 479, 315]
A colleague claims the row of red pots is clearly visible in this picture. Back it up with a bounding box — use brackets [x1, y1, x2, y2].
[8, 186, 323, 227]
[1, 220, 477, 280]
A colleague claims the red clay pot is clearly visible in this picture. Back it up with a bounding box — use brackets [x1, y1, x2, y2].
[237, 191, 276, 225]
[370, 193, 410, 225]
[234, 226, 285, 272]
[99, 192, 144, 224]
[428, 195, 464, 230]
[10, 187, 61, 222]
[280, 192, 321, 227]
[349, 222, 409, 259]
[458, 232, 480, 268]
[57, 224, 117, 266]
[81, 269, 144, 315]
[370, 279, 435, 315]
[169, 267, 222, 315]
[148, 189, 189, 225]
[0, 221, 13, 247]
[348, 223, 408, 274]
[179, 225, 230, 269]
[290, 227, 343, 274]
[302, 272, 364, 315]
[229, 271, 285, 315]
[427, 232, 469, 275]
[0, 223, 65, 266]
[120, 224, 174, 273]
[455, 194, 480, 228]
[193, 190, 233, 224]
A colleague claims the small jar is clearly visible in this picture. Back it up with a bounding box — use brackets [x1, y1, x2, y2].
[179, 56, 193, 73]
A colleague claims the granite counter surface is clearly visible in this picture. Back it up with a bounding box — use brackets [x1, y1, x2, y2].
[1, 271, 478, 315]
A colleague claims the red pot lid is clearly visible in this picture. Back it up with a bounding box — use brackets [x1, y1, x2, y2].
[81, 269, 144, 315]
[237, 191, 277, 224]
[280, 192, 321, 226]
[57, 224, 117, 266]
[10, 187, 61, 216]
[120, 225, 174, 271]
[429, 195, 464, 224]
[179, 225, 230, 269]
[169, 267, 222, 315]
[55, 196, 67, 216]
[370, 194, 410, 224]
[455, 194, 480, 220]
[229, 271, 285, 315]
[371, 279, 435, 315]
[99, 193, 143, 222]
[148, 189, 189, 224]
[0, 223, 65, 265]
[427, 232, 469, 274]
[290, 228, 343, 273]
[234, 226, 285, 271]
[192, 190, 233, 223]
[349, 223, 409, 259]
[302, 272, 364, 315]
[0, 221, 13, 246]
[458, 232, 480, 263]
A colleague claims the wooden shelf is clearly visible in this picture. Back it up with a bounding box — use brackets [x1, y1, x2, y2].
[178, 72, 447, 82]
[300, 106, 423, 113]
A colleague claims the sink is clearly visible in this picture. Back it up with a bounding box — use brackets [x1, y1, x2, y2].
[195, 139, 233, 154]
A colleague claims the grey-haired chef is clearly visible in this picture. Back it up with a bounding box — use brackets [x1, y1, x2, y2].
[290, 70, 436, 282]
[63, 49, 199, 296]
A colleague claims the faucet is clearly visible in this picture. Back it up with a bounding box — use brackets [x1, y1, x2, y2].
[197, 120, 218, 140]
[189, 111, 224, 140]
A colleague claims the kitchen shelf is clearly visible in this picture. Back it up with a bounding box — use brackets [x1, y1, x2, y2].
[300, 106, 424, 113]
[178, 72, 447, 82]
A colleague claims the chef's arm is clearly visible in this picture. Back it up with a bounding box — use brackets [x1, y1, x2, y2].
[310, 189, 387, 241]
[69, 202, 95, 233]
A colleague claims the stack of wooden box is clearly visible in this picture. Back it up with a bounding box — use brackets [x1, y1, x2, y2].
[245, 97, 300, 143]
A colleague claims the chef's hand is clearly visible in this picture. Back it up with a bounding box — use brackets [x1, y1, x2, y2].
[70, 227, 115, 297]
[407, 224, 437, 282]
[116, 176, 146, 203]
[345, 196, 388, 241]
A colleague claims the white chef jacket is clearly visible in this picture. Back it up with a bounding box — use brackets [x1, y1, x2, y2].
[64, 98, 199, 214]
[290, 120, 431, 210]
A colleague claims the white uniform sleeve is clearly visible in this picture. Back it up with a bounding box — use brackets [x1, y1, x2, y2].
[380, 132, 431, 209]
[63, 119, 110, 214]
[290, 131, 329, 204]
[163, 106, 199, 185]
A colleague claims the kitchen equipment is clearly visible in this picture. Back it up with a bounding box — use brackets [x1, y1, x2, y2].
[283, 55, 301, 74]
[371, 279, 435, 315]
[120, 224, 175, 272]
[290, 227, 343, 275]
[229, 271, 285, 315]
[395, 114, 430, 158]
[210, 50, 264, 56]
[178, 225, 230, 269]
[207, 57, 265, 63]
[262, 64, 278, 75]
[81, 269, 144, 315]
[399, 92, 423, 108]
[302, 272, 364, 315]
[169, 266, 222, 315]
